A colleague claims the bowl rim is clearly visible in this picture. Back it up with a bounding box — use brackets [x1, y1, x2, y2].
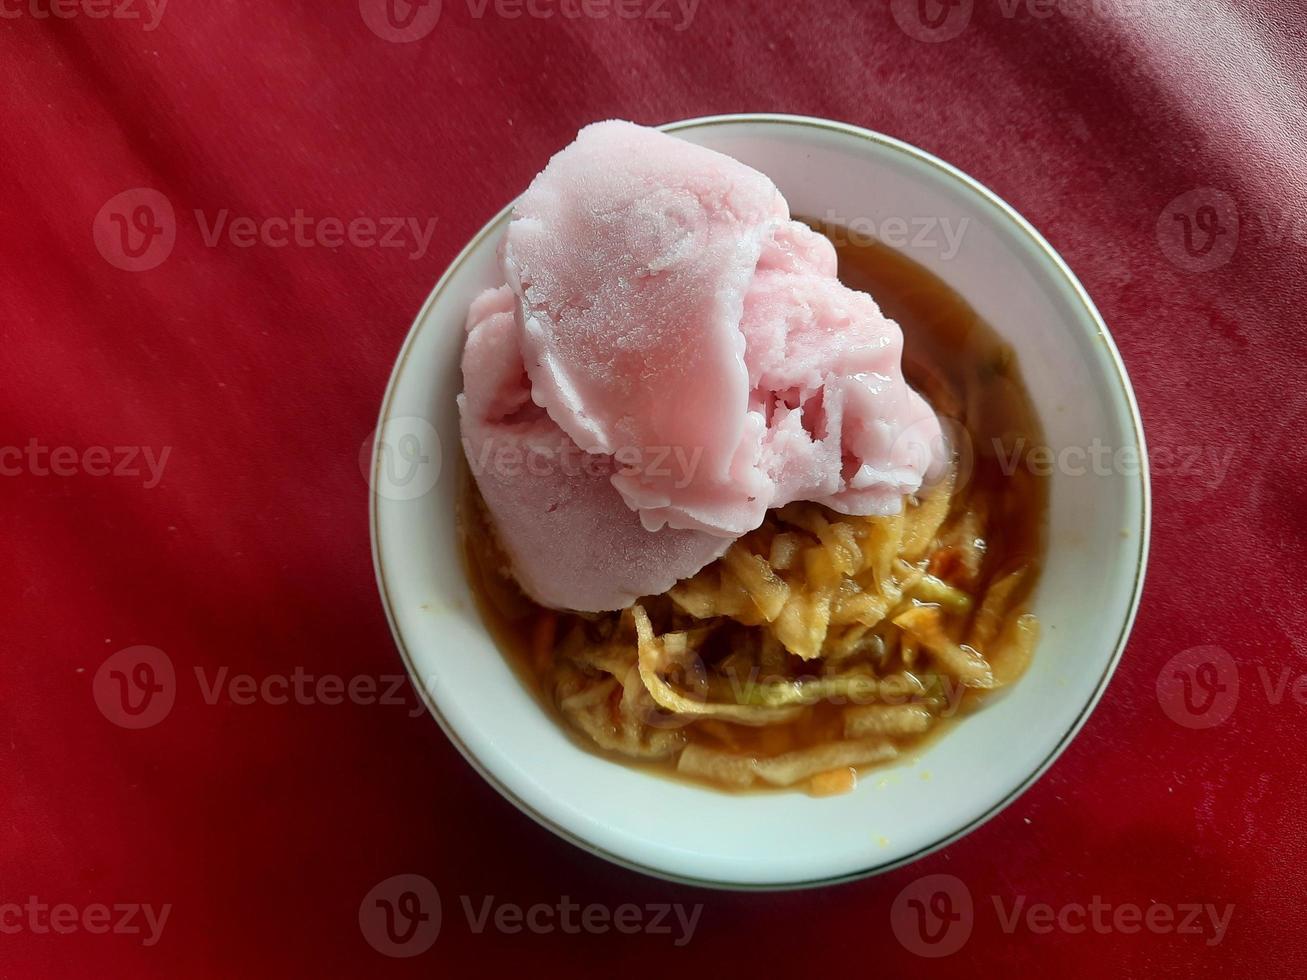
[370, 112, 1152, 891]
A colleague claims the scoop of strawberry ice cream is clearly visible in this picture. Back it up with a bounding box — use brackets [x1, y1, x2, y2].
[504, 120, 785, 537]
[457, 286, 729, 611]
[742, 222, 946, 516]
[458, 121, 944, 611]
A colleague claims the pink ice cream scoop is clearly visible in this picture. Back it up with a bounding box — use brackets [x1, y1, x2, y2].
[742, 221, 947, 517]
[457, 286, 729, 611]
[503, 120, 784, 537]
[458, 121, 943, 612]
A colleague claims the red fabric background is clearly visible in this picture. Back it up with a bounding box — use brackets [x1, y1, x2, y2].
[3, 1, 1305, 976]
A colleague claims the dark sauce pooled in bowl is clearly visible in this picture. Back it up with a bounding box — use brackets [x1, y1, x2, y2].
[460, 221, 1048, 794]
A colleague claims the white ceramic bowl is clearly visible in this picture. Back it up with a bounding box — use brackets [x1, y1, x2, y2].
[370, 114, 1149, 890]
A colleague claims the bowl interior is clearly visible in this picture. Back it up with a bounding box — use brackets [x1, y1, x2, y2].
[372, 115, 1148, 888]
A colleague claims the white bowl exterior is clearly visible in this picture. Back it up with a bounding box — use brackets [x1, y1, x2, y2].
[372, 116, 1149, 888]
